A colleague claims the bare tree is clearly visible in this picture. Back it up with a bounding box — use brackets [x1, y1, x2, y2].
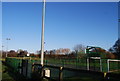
[73, 44, 86, 58]
[73, 44, 86, 53]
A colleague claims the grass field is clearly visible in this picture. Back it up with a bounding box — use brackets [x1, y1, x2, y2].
[2, 64, 15, 81]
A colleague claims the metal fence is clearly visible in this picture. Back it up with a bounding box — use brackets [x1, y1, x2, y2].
[5, 57, 120, 81]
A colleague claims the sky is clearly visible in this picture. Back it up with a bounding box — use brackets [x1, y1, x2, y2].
[118, 2, 120, 39]
[1, 0, 120, 2]
[0, 2, 2, 52]
[2, 2, 118, 53]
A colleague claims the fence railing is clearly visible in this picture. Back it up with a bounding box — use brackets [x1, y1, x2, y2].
[5, 57, 120, 81]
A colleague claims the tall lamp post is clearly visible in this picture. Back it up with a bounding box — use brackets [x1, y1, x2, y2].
[6, 38, 10, 57]
[41, 0, 46, 66]
[1, 46, 4, 58]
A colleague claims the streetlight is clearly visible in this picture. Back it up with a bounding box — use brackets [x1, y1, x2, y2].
[1, 46, 4, 58]
[2, 45, 4, 50]
[41, 0, 46, 66]
[6, 38, 10, 57]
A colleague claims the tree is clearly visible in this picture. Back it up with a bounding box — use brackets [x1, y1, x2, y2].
[8, 50, 17, 57]
[30, 53, 35, 57]
[56, 48, 70, 55]
[74, 44, 86, 52]
[17, 49, 28, 57]
[109, 39, 120, 58]
[73, 44, 86, 58]
[90, 47, 115, 59]
[0, 50, 6, 58]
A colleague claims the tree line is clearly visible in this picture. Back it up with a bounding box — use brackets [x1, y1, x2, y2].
[0, 39, 120, 59]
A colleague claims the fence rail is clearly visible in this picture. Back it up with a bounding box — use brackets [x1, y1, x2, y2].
[4, 57, 120, 81]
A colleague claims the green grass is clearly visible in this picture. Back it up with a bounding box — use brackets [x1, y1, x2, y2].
[2, 64, 16, 81]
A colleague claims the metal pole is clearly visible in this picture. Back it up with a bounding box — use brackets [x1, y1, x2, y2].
[1, 46, 4, 58]
[100, 58, 102, 72]
[87, 58, 89, 70]
[6, 39, 8, 57]
[41, 0, 46, 66]
[107, 59, 109, 72]
[6, 38, 10, 57]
